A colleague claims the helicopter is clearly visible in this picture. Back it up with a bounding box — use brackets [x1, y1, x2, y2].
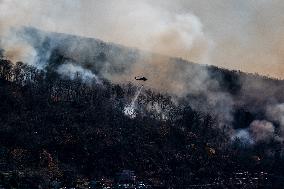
[135, 76, 147, 81]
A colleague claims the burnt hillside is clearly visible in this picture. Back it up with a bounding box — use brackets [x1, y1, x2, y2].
[13, 27, 284, 132]
[1, 28, 284, 188]
[0, 58, 284, 188]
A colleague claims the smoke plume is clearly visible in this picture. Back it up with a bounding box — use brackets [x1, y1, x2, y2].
[232, 120, 280, 145]
[232, 129, 254, 145]
[1, 0, 283, 78]
[57, 62, 101, 84]
[1, 0, 284, 137]
[249, 120, 275, 143]
[266, 103, 284, 138]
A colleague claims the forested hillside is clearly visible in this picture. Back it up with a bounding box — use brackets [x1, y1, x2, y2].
[1, 28, 284, 188]
[0, 57, 284, 188]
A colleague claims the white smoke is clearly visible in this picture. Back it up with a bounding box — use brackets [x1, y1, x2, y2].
[57, 63, 101, 84]
[1, 0, 284, 78]
[249, 120, 275, 143]
[0, 0, 210, 65]
[232, 120, 278, 145]
[232, 129, 254, 145]
[0, 0, 283, 137]
[0, 28, 37, 65]
[146, 102, 168, 121]
[266, 103, 284, 138]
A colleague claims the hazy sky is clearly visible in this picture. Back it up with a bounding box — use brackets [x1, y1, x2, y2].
[0, 0, 284, 78]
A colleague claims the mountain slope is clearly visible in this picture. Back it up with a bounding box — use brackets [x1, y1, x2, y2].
[15, 27, 284, 129]
[0, 27, 284, 188]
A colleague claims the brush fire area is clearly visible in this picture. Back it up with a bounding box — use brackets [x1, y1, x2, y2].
[1, 1, 284, 188]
